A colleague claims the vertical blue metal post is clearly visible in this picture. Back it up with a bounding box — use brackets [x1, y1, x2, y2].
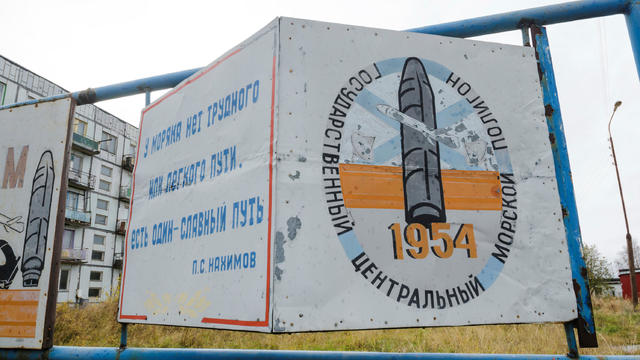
[119, 324, 128, 349]
[563, 323, 579, 358]
[119, 91, 151, 350]
[625, 1, 640, 81]
[520, 27, 531, 47]
[531, 25, 597, 348]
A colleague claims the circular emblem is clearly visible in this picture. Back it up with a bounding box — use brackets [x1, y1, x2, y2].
[322, 57, 517, 309]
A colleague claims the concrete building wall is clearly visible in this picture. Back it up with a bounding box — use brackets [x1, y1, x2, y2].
[0, 55, 137, 303]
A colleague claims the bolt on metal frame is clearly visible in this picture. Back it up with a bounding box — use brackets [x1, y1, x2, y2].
[1, 0, 639, 358]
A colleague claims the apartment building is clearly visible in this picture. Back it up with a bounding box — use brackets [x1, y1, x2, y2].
[0, 55, 138, 303]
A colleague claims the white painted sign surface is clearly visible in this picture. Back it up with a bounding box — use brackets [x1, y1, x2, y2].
[120, 18, 577, 332]
[0, 98, 73, 348]
[118, 22, 277, 331]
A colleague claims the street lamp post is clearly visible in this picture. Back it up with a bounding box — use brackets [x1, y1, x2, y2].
[608, 101, 637, 310]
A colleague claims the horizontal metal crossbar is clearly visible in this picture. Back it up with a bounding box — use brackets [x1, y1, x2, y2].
[0, 347, 638, 360]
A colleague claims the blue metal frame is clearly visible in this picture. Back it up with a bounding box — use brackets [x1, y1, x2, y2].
[0, 0, 638, 111]
[530, 25, 596, 349]
[408, 0, 628, 38]
[564, 323, 580, 359]
[0, 68, 199, 110]
[0, 347, 638, 360]
[625, 1, 640, 78]
[2, 0, 640, 357]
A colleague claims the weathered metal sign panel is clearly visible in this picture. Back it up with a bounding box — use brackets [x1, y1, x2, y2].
[118, 21, 278, 331]
[272, 18, 576, 332]
[0, 98, 73, 348]
[120, 17, 577, 332]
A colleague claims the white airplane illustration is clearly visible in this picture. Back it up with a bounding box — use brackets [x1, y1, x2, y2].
[376, 104, 498, 170]
[0, 212, 25, 233]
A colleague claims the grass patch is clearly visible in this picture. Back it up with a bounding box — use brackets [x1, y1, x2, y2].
[53, 295, 639, 355]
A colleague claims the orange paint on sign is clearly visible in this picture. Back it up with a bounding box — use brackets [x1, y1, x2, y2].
[338, 163, 501, 211]
[0, 289, 39, 338]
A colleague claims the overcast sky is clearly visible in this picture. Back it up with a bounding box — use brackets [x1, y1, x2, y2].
[2, 0, 638, 267]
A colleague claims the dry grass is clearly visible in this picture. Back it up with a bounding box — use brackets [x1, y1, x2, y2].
[54, 296, 639, 355]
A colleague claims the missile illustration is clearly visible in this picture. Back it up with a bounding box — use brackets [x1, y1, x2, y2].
[21, 150, 55, 287]
[398, 57, 446, 226]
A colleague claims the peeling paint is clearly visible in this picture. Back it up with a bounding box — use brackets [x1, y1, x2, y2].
[275, 231, 285, 263]
[275, 231, 286, 281]
[287, 216, 302, 240]
[288, 170, 301, 180]
[351, 132, 375, 161]
[274, 266, 284, 281]
[273, 317, 286, 332]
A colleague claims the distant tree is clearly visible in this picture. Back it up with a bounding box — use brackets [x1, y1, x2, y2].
[582, 244, 613, 295]
[614, 242, 640, 271]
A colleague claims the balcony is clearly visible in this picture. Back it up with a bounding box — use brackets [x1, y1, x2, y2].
[116, 220, 127, 235]
[72, 133, 100, 155]
[113, 252, 123, 269]
[122, 154, 135, 172]
[65, 207, 91, 226]
[119, 186, 131, 202]
[67, 168, 95, 190]
[60, 248, 89, 263]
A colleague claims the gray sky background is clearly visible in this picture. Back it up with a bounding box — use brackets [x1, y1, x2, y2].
[2, 0, 638, 268]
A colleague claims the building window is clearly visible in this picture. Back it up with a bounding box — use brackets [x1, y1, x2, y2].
[62, 229, 75, 249]
[101, 165, 112, 177]
[94, 234, 105, 246]
[73, 119, 88, 136]
[96, 199, 109, 211]
[88, 288, 101, 298]
[66, 191, 80, 210]
[70, 153, 83, 172]
[0, 82, 5, 105]
[59, 269, 69, 290]
[91, 250, 104, 261]
[89, 271, 102, 282]
[99, 179, 111, 192]
[101, 131, 117, 154]
[95, 214, 107, 225]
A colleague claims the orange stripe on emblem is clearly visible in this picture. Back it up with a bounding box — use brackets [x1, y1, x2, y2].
[339, 163, 501, 211]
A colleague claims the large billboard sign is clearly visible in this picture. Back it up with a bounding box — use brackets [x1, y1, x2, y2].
[120, 18, 578, 332]
[0, 98, 73, 348]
